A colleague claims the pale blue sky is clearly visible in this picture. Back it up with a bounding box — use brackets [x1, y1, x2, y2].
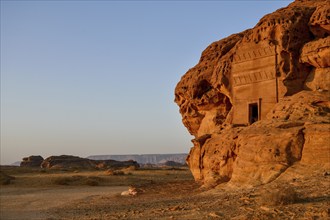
[1, 0, 292, 165]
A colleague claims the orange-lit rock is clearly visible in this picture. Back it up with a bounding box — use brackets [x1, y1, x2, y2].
[175, 0, 330, 187]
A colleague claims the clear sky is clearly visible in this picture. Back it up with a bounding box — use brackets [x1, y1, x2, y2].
[1, 0, 293, 165]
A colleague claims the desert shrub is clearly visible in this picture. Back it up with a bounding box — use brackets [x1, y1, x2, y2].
[70, 175, 84, 181]
[52, 177, 72, 185]
[260, 186, 300, 206]
[88, 176, 103, 181]
[123, 166, 137, 171]
[105, 169, 114, 175]
[1, 179, 11, 185]
[85, 179, 99, 186]
[52, 175, 103, 186]
[114, 170, 125, 175]
[105, 169, 125, 176]
[0, 172, 15, 185]
[52, 175, 83, 185]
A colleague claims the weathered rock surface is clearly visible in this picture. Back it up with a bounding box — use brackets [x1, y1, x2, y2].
[300, 36, 330, 91]
[230, 91, 329, 187]
[308, 1, 330, 38]
[20, 155, 44, 167]
[300, 37, 330, 68]
[185, 91, 329, 188]
[40, 155, 139, 170]
[175, 0, 330, 187]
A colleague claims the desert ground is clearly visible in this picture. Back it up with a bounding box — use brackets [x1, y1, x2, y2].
[0, 165, 329, 220]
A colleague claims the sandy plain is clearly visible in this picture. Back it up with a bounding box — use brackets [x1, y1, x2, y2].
[0, 165, 329, 220]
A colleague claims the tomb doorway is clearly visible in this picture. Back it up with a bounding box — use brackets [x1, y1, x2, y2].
[249, 103, 259, 124]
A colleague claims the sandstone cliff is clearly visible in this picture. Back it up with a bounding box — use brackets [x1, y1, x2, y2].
[175, 0, 330, 187]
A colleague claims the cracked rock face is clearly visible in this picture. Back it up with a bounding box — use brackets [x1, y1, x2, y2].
[175, 0, 330, 187]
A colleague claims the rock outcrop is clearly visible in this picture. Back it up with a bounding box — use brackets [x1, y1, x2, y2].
[175, 0, 330, 187]
[20, 155, 44, 167]
[301, 37, 330, 91]
[19, 155, 139, 170]
[229, 91, 329, 187]
[41, 155, 95, 169]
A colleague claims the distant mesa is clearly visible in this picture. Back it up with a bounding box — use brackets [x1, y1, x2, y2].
[175, 0, 330, 188]
[19, 154, 187, 170]
[20, 155, 139, 170]
[87, 154, 188, 166]
[11, 161, 21, 166]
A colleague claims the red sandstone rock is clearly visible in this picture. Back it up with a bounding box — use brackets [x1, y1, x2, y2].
[175, 0, 330, 187]
[309, 2, 330, 38]
[301, 37, 330, 68]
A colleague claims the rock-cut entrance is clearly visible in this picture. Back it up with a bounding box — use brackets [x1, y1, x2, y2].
[248, 103, 259, 124]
